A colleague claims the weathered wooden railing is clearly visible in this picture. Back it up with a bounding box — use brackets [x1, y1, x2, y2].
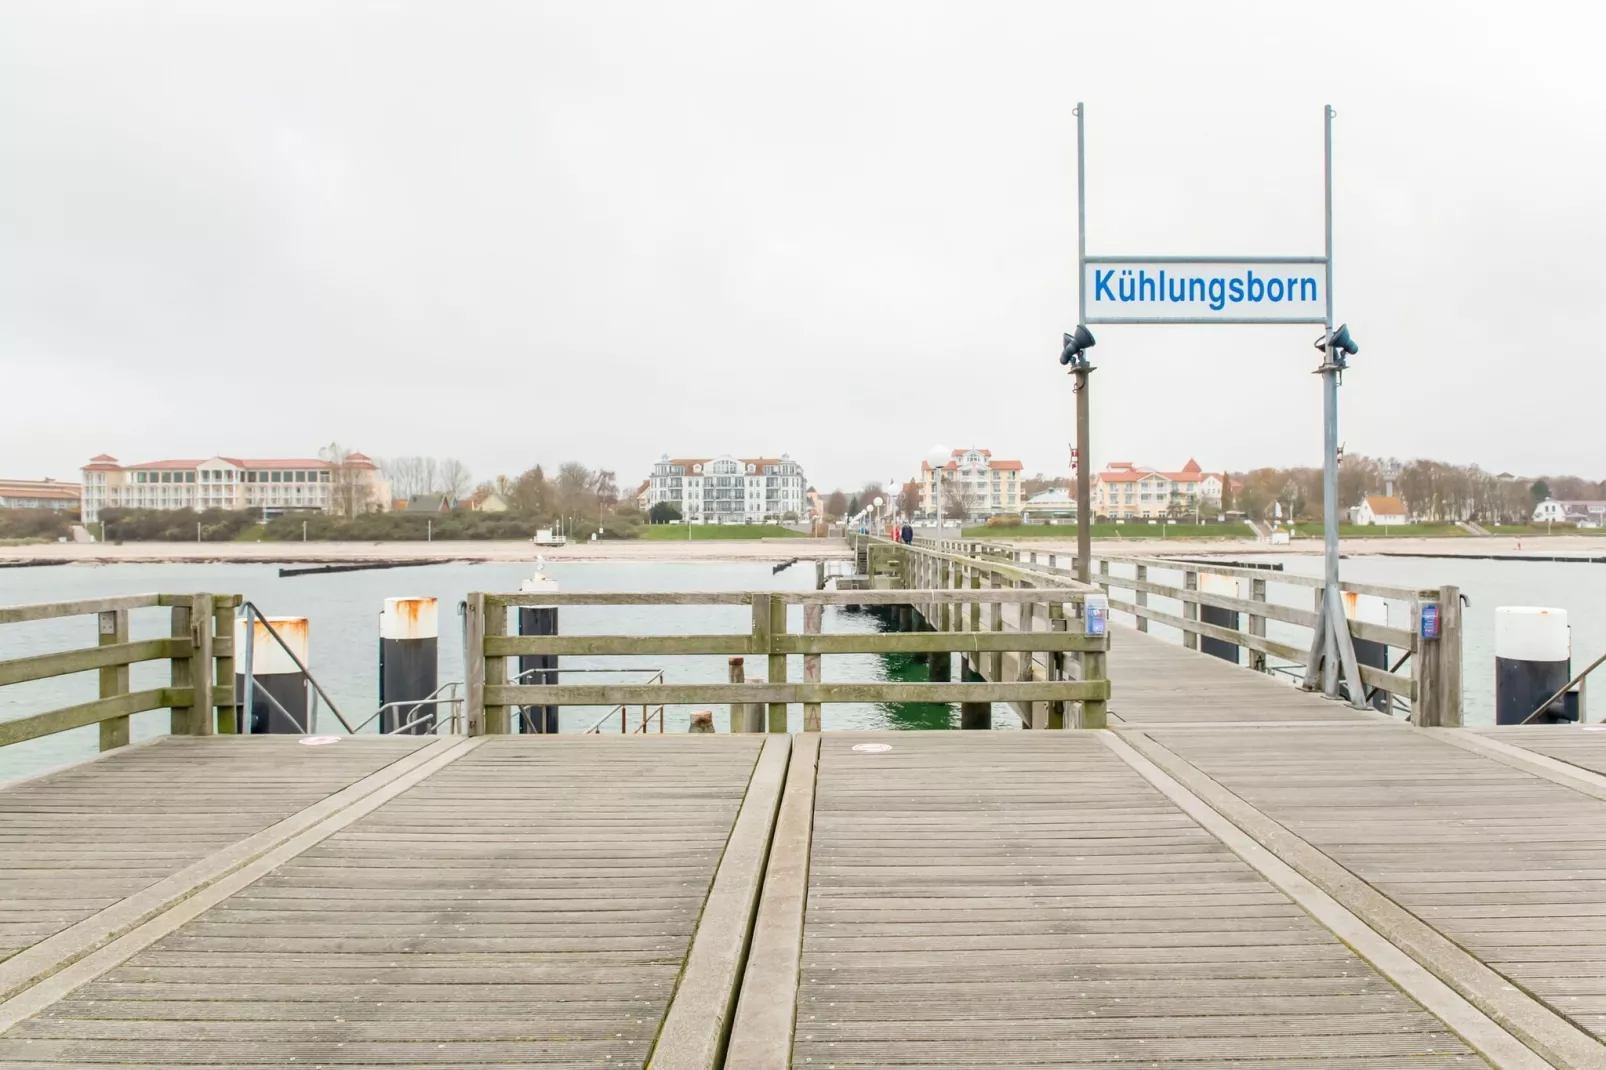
[462, 586, 1111, 733]
[0, 593, 239, 750]
[913, 536, 1462, 726]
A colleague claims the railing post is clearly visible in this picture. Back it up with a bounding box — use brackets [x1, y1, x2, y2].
[1135, 563, 1149, 632]
[1047, 605, 1067, 728]
[484, 596, 509, 734]
[1438, 585, 1462, 727]
[728, 657, 748, 733]
[988, 570, 1005, 684]
[98, 608, 130, 751]
[188, 593, 214, 736]
[1183, 570, 1199, 651]
[212, 598, 235, 731]
[803, 602, 823, 732]
[1019, 600, 1043, 729]
[768, 596, 788, 733]
[465, 593, 486, 735]
[169, 601, 193, 735]
[1248, 576, 1268, 673]
[1079, 633, 1109, 729]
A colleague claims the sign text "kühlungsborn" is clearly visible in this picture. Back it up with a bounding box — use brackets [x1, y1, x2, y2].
[1082, 260, 1326, 324]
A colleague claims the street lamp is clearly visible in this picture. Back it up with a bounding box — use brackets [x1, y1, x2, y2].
[872, 496, 884, 536]
[1060, 325, 1096, 583]
[927, 444, 950, 537]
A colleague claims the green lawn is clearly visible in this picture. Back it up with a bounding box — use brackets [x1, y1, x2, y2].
[638, 524, 805, 540]
[1486, 524, 1585, 535]
[1289, 523, 1466, 538]
[961, 523, 1246, 539]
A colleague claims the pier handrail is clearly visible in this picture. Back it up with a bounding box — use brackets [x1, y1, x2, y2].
[0, 593, 239, 750]
[912, 536, 1463, 727]
[463, 581, 1110, 734]
[238, 602, 357, 734]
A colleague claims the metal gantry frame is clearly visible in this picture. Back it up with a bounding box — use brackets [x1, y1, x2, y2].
[1073, 102, 1366, 708]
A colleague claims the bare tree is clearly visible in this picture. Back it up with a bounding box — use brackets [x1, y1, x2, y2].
[439, 458, 473, 499]
[941, 484, 971, 522]
[556, 462, 596, 521]
[823, 490, 848, 520]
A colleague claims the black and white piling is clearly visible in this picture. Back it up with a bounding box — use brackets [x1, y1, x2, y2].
[1495, 606, 1575, 725]
[235, 615, 311, 734]
[1342, 592, 1390, 713]
[379, 597, 439, 734]
[1197, 573, 1241, 664]
[518, 568, 560, 734]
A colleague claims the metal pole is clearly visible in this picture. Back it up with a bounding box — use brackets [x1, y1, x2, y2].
[935, 467, 942, 535]
[1075, 370, 1091, 584]
[1074, 101, 1091, 585]
[1321, 103, 1340, 696]
[242, 605, 255, 735]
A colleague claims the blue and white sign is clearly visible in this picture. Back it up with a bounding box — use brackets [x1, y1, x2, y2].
[1083, 259, 1327, 325]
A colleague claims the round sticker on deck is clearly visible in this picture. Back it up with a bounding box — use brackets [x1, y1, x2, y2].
[299, 736, 342, 746]
[851, 743, 892, 753]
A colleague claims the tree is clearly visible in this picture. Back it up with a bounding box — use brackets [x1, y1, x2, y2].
[593, 469, 619, 515]
[1531, 479, 1552, 505]
[824, 490, 848, 521]
[1218, 473, 1233, 513]
[847, 495, 860, 517]
[650, 500, 682, 524]
[941, 484, 971, 522]
[510, 464, 551, 516]
[898, 480, 922, 518]
[439, 458, 473, 499]
[859, 483, 886, 513]
[556, 462, 596, 521]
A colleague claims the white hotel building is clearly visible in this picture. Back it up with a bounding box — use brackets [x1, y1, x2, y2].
[646, 454, 807, 524]
[80, 453, 390, 523]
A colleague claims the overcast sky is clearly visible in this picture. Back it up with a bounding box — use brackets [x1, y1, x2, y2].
[3, 1, 1602, 491]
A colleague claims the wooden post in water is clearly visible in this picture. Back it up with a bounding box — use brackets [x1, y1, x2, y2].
[803, 603, 823, 731]
[98, 608, 130, 751]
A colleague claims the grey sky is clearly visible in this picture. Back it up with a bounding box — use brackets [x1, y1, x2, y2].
[3, 1, 1602, 492]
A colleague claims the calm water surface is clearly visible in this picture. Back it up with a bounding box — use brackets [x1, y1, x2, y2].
[0, 560, 976, 781]
[5, 553, 1599, 781]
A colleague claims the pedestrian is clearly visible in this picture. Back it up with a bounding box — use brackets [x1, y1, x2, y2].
[901, 520, 914, 545]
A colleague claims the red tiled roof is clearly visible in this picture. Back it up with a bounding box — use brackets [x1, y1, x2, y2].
[1364, 495, 1407, 516]
[89, 453, 117, 463]
[0, 480, 80, 500]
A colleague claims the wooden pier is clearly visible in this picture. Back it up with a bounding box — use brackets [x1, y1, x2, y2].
[3, 548, 1606, 1069]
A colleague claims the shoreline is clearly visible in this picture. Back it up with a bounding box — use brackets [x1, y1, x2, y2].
[5, 532, 1606, 566]
[0, 538, 854, 566]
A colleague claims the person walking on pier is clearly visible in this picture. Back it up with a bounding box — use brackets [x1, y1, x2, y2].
[900, 520, 914, 545]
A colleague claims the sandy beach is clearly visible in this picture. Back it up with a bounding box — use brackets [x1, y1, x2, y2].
[4, 532, 1605, 566]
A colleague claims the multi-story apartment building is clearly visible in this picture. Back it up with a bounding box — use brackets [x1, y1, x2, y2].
[917, 448, 1023, 518]
[646, 454, 807, 524]
[1092, 459, 1226, 520]
[0, 479, 81, 511]
[80, 453, 390, 523]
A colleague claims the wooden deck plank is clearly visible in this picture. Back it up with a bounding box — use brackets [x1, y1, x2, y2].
[0, 736, 768, 1070]
[1104, 624, 1376, 724]
[0, 736, 429, 982]
[1142, 723, 1606, 1061]
[789, 733, 1490, 1068]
